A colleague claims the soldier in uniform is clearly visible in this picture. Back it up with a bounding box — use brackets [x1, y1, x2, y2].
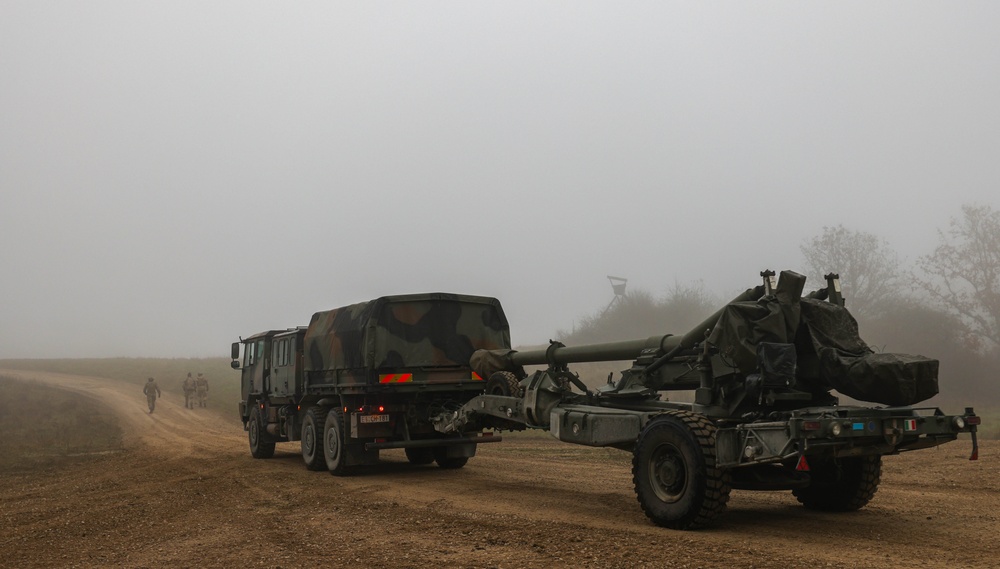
[182, 372, 196, 409]
[195, 373, 209, 408]
[143, 377, 161, 413]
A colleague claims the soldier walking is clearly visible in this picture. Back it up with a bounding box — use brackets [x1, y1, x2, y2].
[195, 373, 209, 408]
[182, 372, 196, 409]
[143, 377, 161, 413]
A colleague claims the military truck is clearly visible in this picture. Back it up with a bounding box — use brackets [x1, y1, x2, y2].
[432, 270, 981, 529]
[231, 293, 509, 474]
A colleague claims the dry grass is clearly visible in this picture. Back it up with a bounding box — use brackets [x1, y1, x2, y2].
[0, 376, 124, 471]
[0, 357, 243, 423]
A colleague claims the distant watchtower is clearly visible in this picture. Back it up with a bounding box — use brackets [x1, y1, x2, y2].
[601, 275, 628, 317]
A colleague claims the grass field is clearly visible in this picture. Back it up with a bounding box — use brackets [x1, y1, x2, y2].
[0, 377, 124, 471]
[0, 358, 244, 423]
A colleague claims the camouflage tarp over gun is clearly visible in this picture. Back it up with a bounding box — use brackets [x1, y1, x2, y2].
[473, 270, 940, 413]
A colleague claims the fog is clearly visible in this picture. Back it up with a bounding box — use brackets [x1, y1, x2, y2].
[2, 2, 998, 358]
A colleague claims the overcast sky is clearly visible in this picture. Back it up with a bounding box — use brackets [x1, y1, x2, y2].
[2, 2, 998, 358]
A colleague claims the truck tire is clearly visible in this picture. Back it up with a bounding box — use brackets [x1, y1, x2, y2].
[486, 371, 521, 397]
[632, 411, 731, 530]
[792, 455, 882, 511]
[433, 452, 469, 470]
[301, 407, 327, 471]
[248, 406, 275, 459]
[404, 446, 435, 465]
[323, 408, 352, 476]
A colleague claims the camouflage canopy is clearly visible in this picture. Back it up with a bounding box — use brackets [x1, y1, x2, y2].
[304, 293, 511, 372]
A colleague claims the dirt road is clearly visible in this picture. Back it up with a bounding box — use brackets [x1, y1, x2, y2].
[0, 369, 996, 568]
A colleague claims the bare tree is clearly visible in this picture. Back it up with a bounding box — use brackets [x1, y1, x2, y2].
[916, 204, 1000, 350]
[799, 225, 901, 316]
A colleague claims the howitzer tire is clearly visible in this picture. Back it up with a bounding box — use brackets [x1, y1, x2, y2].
[324, 408, 352, 476]
[300, 407, 327, 471]
[404, 446, 435, 465]
[792, 455, 882, 511]
[248, 406, 275, 459]
[486, 371, 521, 397]
[632, 411, 731, 530]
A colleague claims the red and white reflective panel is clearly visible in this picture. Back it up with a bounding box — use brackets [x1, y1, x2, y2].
[379, 373, 413, 384]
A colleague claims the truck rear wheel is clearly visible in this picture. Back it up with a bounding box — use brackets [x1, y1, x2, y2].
[433, 451, 469, 470]
[405, 446, 435, 465]
[248, 406, 275, 459]
[792, 455, 882, 511]
[301, 407, 327, 471]
[324, 408, 352, 476]
[632, 411, 730, 530]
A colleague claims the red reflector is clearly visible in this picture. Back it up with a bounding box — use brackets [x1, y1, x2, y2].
[379, 373, 413, 384]
[795, 455, 810, 472]
[967, 416, 982, 425]
[802, 421, 821, 431]
[472, 372, 483, 380]
[378, 405, 384, 413]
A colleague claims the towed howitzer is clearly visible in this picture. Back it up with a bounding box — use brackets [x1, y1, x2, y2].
[435, 270, 981, 530]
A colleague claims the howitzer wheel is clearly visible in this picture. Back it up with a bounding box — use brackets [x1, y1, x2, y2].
[632, 411, 731, 530]
[301, 407, 327, 471]
[248, 406, 275, 459]
[485, 371, 521, 398]
[792, 455, 881, 511]
[324, 408, 352, 476]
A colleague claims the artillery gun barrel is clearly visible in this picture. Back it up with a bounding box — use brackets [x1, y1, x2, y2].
[509, 336, 677, 366]
[510, 286, 765, 368]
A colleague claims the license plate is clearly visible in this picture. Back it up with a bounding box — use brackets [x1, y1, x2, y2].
[359, 414, 389, 424]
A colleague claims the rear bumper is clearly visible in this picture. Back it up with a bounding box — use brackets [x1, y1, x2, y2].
[717, 406, 980, 468]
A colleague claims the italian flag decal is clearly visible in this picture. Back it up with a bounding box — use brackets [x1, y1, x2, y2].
[904, 419, 918, 431]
